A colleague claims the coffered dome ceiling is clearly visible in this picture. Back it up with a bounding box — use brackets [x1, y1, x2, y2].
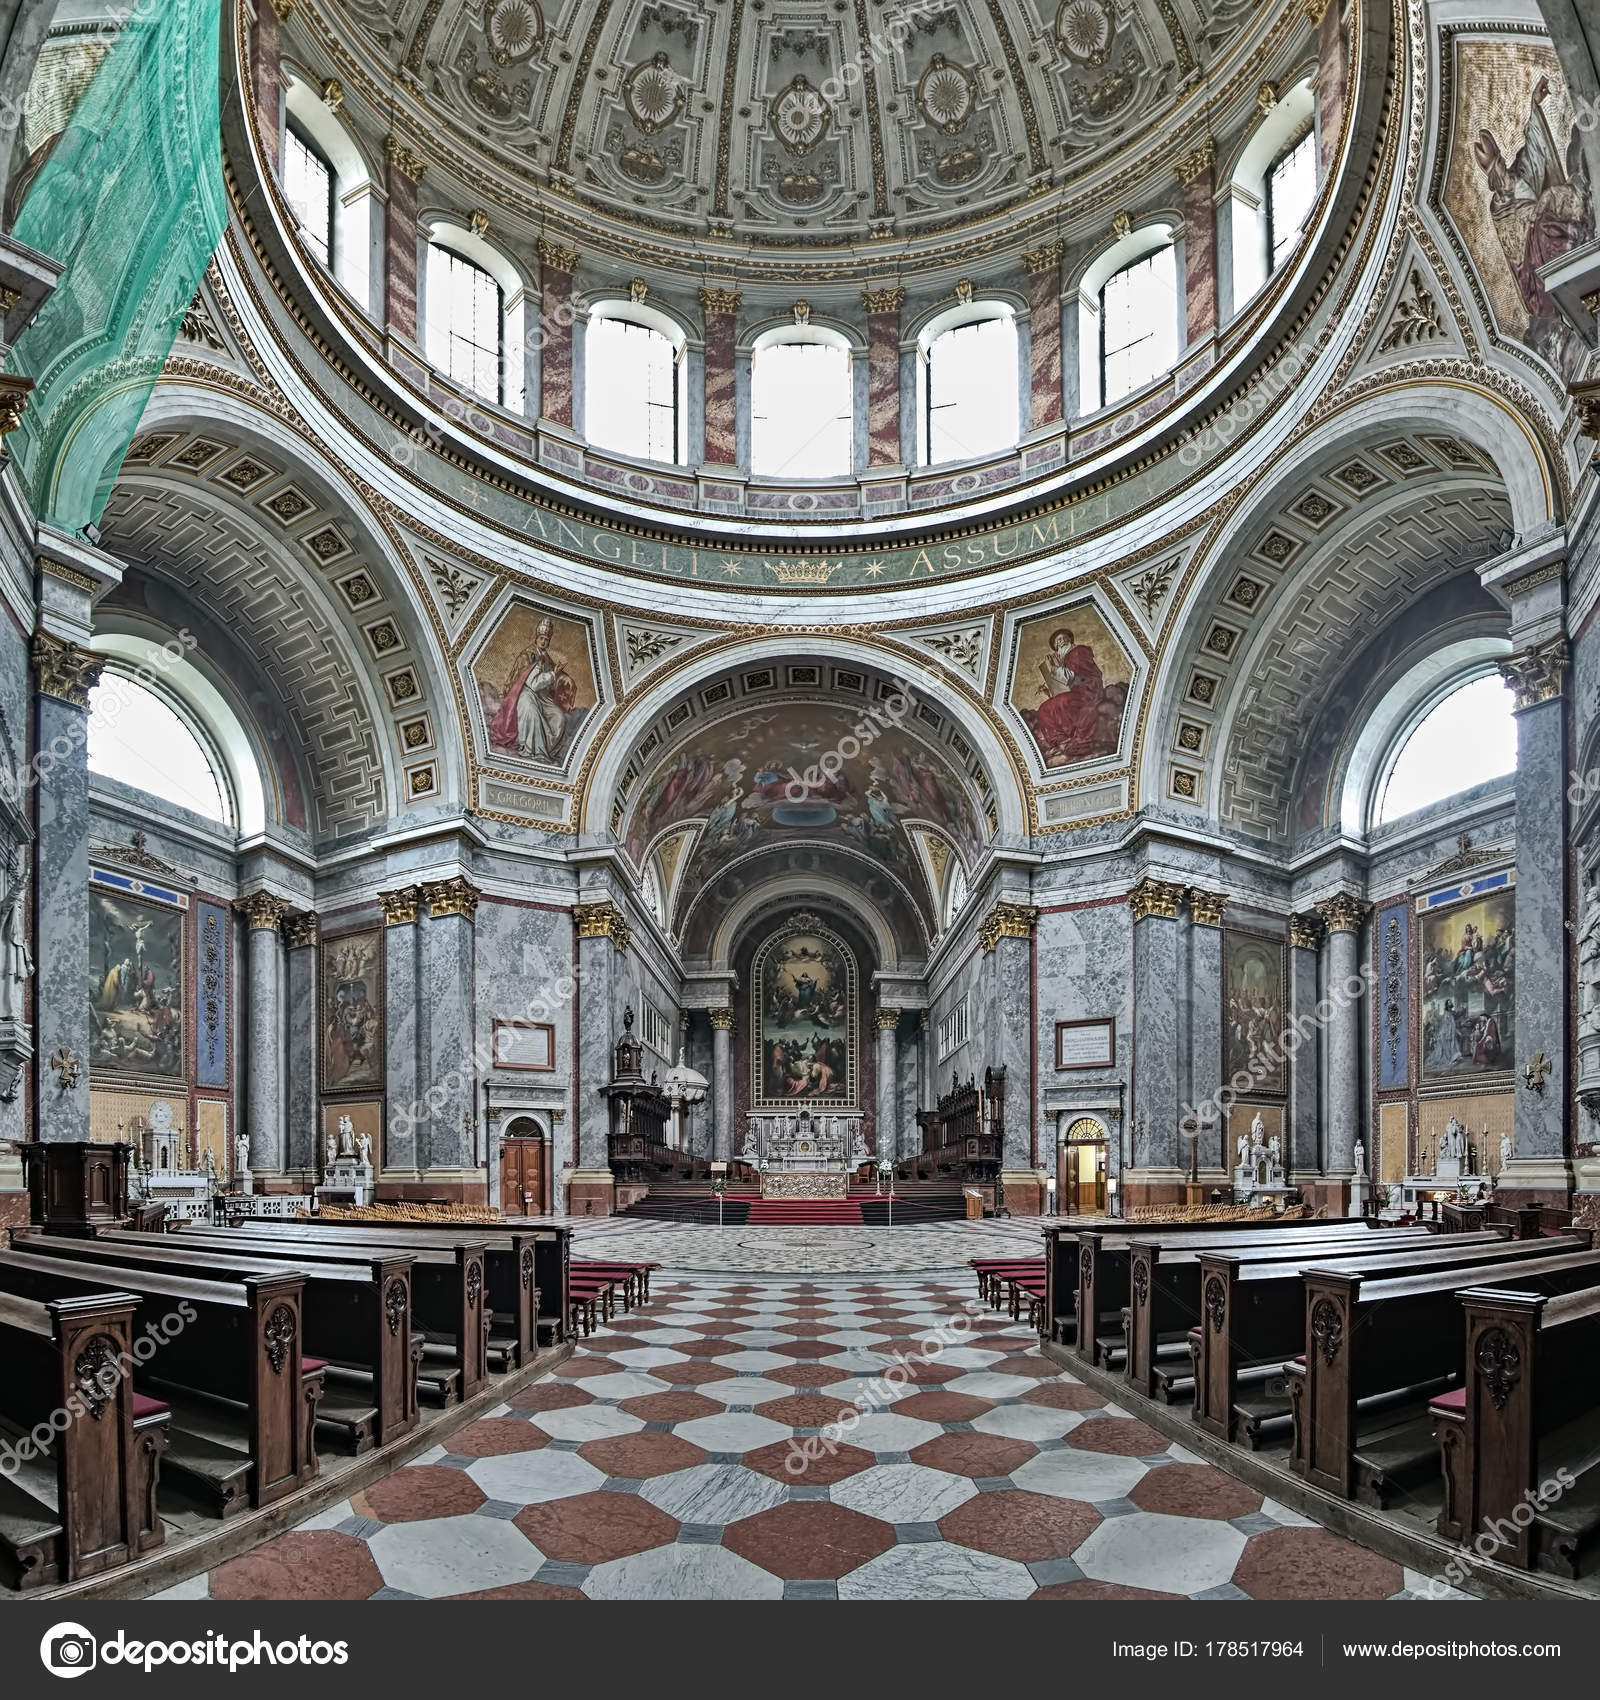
[298, 0, 1275, 256]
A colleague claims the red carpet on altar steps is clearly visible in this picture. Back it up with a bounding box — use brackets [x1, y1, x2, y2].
[616, 1190, 967, 1226]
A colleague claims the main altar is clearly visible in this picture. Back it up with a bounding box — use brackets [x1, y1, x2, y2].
[760, 1169, 850, 1200]
[741, 1108, 868, 1172]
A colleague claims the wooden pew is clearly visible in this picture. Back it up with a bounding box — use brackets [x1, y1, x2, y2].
[223, 1219, 557, 1359]
[1292, 1245, 1600, 1506]
[1124, 1225, 1455, 1398]
[0, 1249, 316, 1517]
[30, 1232, 419, 1452]
[0, 1286, 161, 1589]
[1074, 1220, 1394, 1368]
[1433, 1282, 1600, 1577]
[1192, 1232, 1571, 1443]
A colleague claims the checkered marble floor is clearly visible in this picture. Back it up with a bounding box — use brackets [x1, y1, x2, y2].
[156, 1272, 1471, 1602]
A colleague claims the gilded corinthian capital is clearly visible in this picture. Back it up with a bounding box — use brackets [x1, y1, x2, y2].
[31, 631, 102, 706]
[1497, 636, 1568, 710]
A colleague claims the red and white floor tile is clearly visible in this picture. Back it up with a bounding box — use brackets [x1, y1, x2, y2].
[155, 1273, 1470, 1602]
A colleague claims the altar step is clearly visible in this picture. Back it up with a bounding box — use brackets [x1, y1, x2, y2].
[615, 1189, 967, 1226]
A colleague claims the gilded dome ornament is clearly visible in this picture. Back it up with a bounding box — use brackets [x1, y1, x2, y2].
[1057, 0, 1113, 66]
[771, 74, 829, 156]
[624, 52, 686, 134]
[916, 55, 975, 135]
[483, 0, 542, 66]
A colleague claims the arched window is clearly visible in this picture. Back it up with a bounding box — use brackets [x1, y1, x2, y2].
[283, 118, 334, 268]
[87, 670, 233, 825]
[1375, 673, 1517, 825]
[920, 306, 1018, 466]
[943, 857, 970, 929]
[426, 243, 505, 405]
[585, 303, 685, 464]
[1267, 128, 1317, 274]
[1228, 79, 1317, 307]
[1101, 246, 1179, 407]
[750, 328, 853, 477]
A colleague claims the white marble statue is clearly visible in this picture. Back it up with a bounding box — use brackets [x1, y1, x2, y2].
[338, 1113, 355, 1158]
[1442, 1116, 1465, 1161]
[0, 848, 32, 1023]
[235, 1132, 250, 1173]
[1352, 1139, 1366, 1175]
[357, 1131, 372, 1167]
[202, 1147, 218, 1182]
[326, 1134, 337, 1169]
[1237, 1129, 1249, 1164]
[1500, 1131, 1513, 1174]
[1580, 876, 1600, 1037]
[1250, 1111, 1266, 1148]
[1268, 1134, 1281, 1162]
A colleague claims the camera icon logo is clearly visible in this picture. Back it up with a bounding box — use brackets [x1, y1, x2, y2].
[40, 1624, 98, 1679]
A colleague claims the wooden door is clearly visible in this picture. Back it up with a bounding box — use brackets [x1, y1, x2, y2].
[500, 1138, 545, 1217]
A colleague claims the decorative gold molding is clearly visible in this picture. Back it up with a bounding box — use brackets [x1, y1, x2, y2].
[0, 372, 33, 435]
[1287, 913, 1323, 951]
[378, 885, 421, 926]
[383, 134, 427, 182]
[281, 910, 319, 948]
[468, 209, 490, 238]
[953, 277, 974, 305]
[321, 77, 343, 111]
[629, 277, 649, 304]
[30, 631, 102, 706]
[978, 900, 1037, 952]
[538, 237, 579, 273]
[708, 1006, 735, 1031]
[267, 0, 295, 20]
[1174, 139, 1217, 186]
[876, 1006, 903, 1031]
[422, 876, 481, 919]
[572, 900, 631, 948]
[1315, 893, 1370, 935]
[37, 558, 98, 593]
[236, 890, 291, 931]
[1188, 888, 1228, 928]
[698, 284, 741, 316]
[1257, 81, 1278, 115]
[1021, 240, 1063, 275]
[1497, 636, 1568, 710]
[1128, 878, 1185, 922]
[1305, 0, 1331, 21]
[1571, 378, 1600, 450]
[861, 285, 905, 314]
[1111, 210, 1133, 240]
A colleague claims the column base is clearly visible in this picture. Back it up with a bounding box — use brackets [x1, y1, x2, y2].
[565, 1168, 617, 1218]
[1496, 1155, 1575, 1209]
[1000, 1170, 1047, 1215]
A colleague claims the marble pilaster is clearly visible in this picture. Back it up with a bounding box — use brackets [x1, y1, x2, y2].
[32, 632, 101, 1141]
[1312, 0, 1348, 177]
[710, 1007, 734, 1159]
[1185, 888, 1226, 1174]
[1316, 894, 1368, 1184]
[1177, 142, 1218, 346]
[383, 136, 423, 343]
[700, 287, 740, 465]
[420, 878, 478, 1172]
[381, 886, 421, 1173]
[237, 891, 289, 1173]
[254, 0, 286, 171]
[978, 900, 1037, 1176]
[283, 911, 318, 1175]
[1286, 913, 1323, 1176]
[875, 1008, 901, 1157]
[863, 287, 903, 467]
[1023, 243, 1063, 430]
[574, 911, 621, 1172]
[539, 239, 578, 427]
[1129, 879, 1185, 1177]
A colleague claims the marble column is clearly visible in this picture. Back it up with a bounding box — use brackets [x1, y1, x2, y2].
[237, 891, 289, 1175]
[1129, 879, 1186, 1186]
[709, 1007, 734, 1159]
[572, 900, 627, 1174]
[1177, 140, 1218, 347]
[282, 911, 319, 1177]
[380, 886, 422, 1174]
[30, 633, 101, 1142]
[420, 878, 479, 1177]
[980, 900, 1039, 1192]
[875, 1008, 901, 1157]
[539, 238, 578, 427]
[1312, 0, 1348, 176]
[918, 1010, 933, 1113]
[1186, 888, 1227, 1175]
[383, 135, 424, 343]
[1286, 913, 1324, 1178]
[254, 0, 288, 171]
[1500, 637, 1571, 1176]
[1316, 894, 1368, 1193]
[863, 286, 904, 466]
[1023, 241, 1063, 429]
[699, 286, 740, 465]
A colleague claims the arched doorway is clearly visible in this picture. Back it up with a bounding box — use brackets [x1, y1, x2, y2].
[1059, 1116, 1109, 1216]
[499, 1116, 547, 1218]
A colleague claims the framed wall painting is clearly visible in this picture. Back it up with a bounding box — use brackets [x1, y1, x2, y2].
[1417, 879, 1515, 1085]
[321, 929, 384, 1094]
[89, 881, 186, 1080]
[1222, 930, 1287, 1096]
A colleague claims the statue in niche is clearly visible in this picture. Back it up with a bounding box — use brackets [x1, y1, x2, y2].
[1441, 1116, 1466, 1161]
[0, 846, 33, 1023]
[1353, 1139, 1366, 1175]
[338, 1113, 355, 1157]
[1500, 1131, 1514, 1173]
[1580, 872, 1600, 1037]
[235, 1132, 250, 1174]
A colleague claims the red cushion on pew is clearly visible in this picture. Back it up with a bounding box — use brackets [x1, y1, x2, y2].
[131, 1393, 169, 1420]
[1430, 1388, 1467, 1413]
[301, 1357, 328, 1374]
[1291, 1355, 1306, 1366]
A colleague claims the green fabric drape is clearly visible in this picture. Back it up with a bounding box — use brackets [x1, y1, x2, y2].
[8, 0, 226, 532]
